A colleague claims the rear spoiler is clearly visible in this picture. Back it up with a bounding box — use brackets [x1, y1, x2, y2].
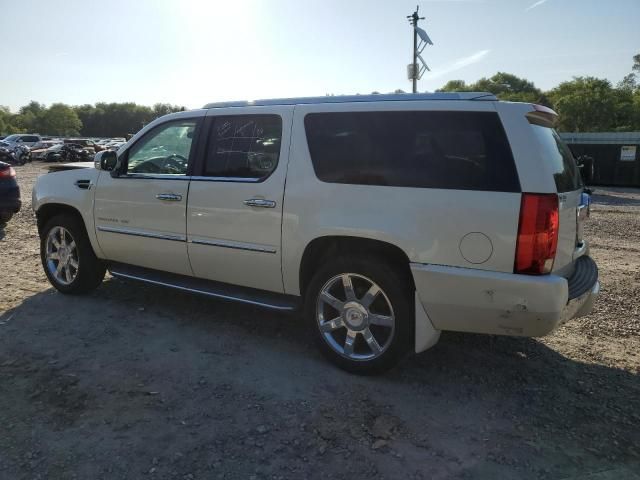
[526, 104, 558, 128]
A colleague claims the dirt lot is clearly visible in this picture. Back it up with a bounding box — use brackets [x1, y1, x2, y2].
[1, 163, 639, 480]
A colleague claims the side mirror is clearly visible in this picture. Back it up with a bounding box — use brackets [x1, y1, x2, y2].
[94, 150, 118, 171]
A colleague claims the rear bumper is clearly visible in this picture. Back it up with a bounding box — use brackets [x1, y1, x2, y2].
[0, 186, 21, 214]
[0, 198, 21, 214]
[411, 257, 599, 338]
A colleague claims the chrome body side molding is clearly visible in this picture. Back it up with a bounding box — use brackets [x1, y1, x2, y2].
[189, 237, 277, 254]
[96, 225, 186, 242]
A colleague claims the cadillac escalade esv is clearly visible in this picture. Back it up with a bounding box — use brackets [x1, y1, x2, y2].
[32, 93, 599, 373]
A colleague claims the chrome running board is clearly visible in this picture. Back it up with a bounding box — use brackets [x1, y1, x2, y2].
[108, 262, 299, 311]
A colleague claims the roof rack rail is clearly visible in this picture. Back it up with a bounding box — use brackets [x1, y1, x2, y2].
[203, 92, 497, 109]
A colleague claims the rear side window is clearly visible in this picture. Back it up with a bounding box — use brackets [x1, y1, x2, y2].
[529, 125, 583, 193]
[203, 115, 282, 181]
[304, 111, 520, 192]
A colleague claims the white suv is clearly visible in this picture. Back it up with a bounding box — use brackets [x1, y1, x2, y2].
[32, 93, 599, 373]
[2, 133, 42, 148]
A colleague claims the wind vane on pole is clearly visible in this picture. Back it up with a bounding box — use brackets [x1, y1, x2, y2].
[406, 5, 433, 93]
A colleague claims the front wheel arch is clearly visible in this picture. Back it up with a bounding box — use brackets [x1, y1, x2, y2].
[36, 203, 85, 238]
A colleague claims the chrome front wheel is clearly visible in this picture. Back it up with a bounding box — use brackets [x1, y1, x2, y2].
[45, 226, 79, 286]
[316, 273, 395, 361]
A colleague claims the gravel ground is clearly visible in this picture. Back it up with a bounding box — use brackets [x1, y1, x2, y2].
[1, 163, 639, 480]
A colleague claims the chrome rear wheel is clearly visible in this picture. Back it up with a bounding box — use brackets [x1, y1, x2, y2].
[316, 273, 395, 361]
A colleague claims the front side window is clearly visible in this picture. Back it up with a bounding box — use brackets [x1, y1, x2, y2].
[203, 115, 282, 180]
[127, 120, 197, 175]
[304, 111, 520, 192]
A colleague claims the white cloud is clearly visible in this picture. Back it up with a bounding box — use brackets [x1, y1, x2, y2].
[427, 49, 491, 80]
[525, 0, 550, 11]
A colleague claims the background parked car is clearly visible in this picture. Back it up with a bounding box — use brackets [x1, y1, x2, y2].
[0, 134, 42, 149]
[105, 141, 126, 150]
[0, 142, 29, 165]
[30, 140, 63, 160]
[0, 143, 13, 163]
[0, 160, 20, 225]
[43, 144, 65, 162]
[55, 143, 92, 162]
[63, 138, 97, 154]
[13, 145, 31, 164]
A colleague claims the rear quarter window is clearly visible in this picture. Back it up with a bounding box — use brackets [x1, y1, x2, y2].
[529, 125, 583, 193]
[304, 111, 520, 192]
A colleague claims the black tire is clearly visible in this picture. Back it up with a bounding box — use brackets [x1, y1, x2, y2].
[304, 255, 414, 374]
[40, 214, 106, 294]
[0, 212, 12, 225]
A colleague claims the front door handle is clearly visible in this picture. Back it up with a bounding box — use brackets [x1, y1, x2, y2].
[156, 193, 182, 202]
[243, 198, 276, 208]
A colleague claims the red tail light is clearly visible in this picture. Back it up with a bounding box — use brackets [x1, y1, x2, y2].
[0, 166, 16, 178]
[514, 193, 559, 275]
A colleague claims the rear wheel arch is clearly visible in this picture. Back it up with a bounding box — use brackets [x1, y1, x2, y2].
[299, 236, 415, 298]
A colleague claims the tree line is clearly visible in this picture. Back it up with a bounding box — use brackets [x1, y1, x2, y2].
[438, 54, 640, 132]
[0, 102, 185, 138]
[2, 54, 639, 137]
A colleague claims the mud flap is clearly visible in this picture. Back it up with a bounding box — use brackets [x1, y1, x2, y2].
[415, 293, 441, 353]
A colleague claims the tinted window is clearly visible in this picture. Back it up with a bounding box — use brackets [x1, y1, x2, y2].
[127, 120, 196, 175]
[529, 125, 583, 193]
[204, 115, 282, 180]
[21, 136, 39, 142]
[304, 111, 519, 192]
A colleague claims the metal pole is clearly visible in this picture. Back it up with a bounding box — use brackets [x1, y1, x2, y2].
[412, 8, 418, 93]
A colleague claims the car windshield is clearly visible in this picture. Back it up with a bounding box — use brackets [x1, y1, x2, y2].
[3, 134, 20, 142]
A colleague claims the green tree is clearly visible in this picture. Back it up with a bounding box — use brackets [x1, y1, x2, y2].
[618, 73, 637, 92]
[437, 79, 473, 92]
[632, 88, 640, 130]
[152, 103, 184, 118]
[17, 100, 46, 132]
[547, 77, 619, 132]
[633, 53, 640, 73]
[0, 106, 23, 135]
[72, 102, 185, 137]
[39, 103, 82, 136]
[73, 104, 100, 136]
[438, 72, 550, 105]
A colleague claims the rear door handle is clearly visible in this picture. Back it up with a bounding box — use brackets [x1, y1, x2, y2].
[244, 198, 276, 208]
[156, 193, 182, 202]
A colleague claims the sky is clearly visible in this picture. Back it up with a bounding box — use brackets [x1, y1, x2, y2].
[0, 0, 638, 111]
